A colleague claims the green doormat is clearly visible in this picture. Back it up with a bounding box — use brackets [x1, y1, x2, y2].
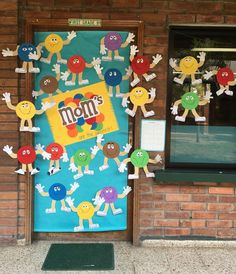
[42, 243, 114, 271]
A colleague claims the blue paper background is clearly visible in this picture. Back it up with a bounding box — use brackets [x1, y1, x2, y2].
[33, 31, 130, 232]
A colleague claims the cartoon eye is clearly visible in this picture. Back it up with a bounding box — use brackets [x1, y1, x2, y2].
[79, 153, 83, 157]
[22, 150, 26, 155]
[108, 144, 111, 149]
[28, 47, 33, 51]
[26, 150, 30, 154]
[73, 59, 79, 64]
[111, 144, 114, 149]
[140, 58, 144, 63]
[114, 72, 117, 76]
[110, 189, 113, 193]
[105, 190, 109, 193]
[190, 96, 194, 101]
[22, 48, 27, 51]
[114, 36, 117, 40]
[186, 96, 189, 100]
[137, 59, 140, 64]
[82, 153, 85, 156]
[57, 187, 60, 191]
[109, 72, 113, 76]
[54, 187, 57, 191]
[54, 147, 58, 152]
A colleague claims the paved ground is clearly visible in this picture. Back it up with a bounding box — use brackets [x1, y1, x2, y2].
[0, 240, 236, 274]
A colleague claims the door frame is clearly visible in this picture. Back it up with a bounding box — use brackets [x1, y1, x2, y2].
[24, 18, 144, 245]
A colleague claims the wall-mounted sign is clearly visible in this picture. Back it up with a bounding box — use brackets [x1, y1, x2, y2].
[68, 18, 102, 27]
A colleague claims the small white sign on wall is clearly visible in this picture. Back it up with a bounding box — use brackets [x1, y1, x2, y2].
[141, 120, 166, 151]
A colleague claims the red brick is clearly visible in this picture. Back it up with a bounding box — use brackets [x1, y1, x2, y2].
[139, 13, 166, 25]
[192, 228, 217, 237]
[217, 229, 236, 237]
[192, 212, 217, 219]
[207, 203, 234, 211]
[181, 203, 206, 211]
[140, 201, 154, 209]
[207, 220, 232, 228]
[153, 185, 179, 193]
[112, 0, 139, 8]
[225, 16, 236, 24]
[166, 194, 191, 202]
[219, 196, 236, 203]
[142, 1, 168, 10]
[0, 226, 17, 235]
[165, 211, 190, 219]
[192, 194, 217, 203]
[0, 218, 17, 226]
[164, 228, 190, 236]
[168, 14, 196, 24]
[152, 193, 165, 201]
[0, 2, 17, 11]
[139, 184, 152, 192]
[219, 213, 236, 220]
[140, 219, 154, 227]
[140, 210, 164, 219]
[196, 15, 224, 24]
[193, 182, 217, 186]
[26, 0, 53, 5]
[209, 187, 234, 195]
[0, 201, 17, 209]
[0, 209, 17, 218]
[140, 228, 163, 236]
[179, 186, 206, 194]
[180, 220, 205, 228]
[0, 192, 17, 200]
[154, 202, 179, 210]
[154, 219, 179, 227]
[24, 11, 51, 18]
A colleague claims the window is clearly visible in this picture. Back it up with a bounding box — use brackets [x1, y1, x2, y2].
[166, 26, 236, 169]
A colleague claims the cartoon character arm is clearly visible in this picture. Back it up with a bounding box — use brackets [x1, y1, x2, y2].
[90, 145, 99, 159]
[35, 144, 51, 160]
[32, 89, 44, 99]
[121, 93, 130, 108]
[150, 54, 162, 69]
[94, 64, 104, 80]
[199, 85, 213, 106]
[2, 92, 16, 111]
[63, 31, 76, 45]
[37, 41, 45, 48]
[35, 184, 49, 197]
[96, 134, 104, 150]
[2, 45, 19, 57]
[100, 37, 107, 55]
[52, 64, 61, 81]
[67, 182, 80, 195]
[3, 145, 17, 159]
[60, 145, 69, 162]
[130, 45, 139, 62]
[119, 143, 132, 156]
[86, 57, 101, 68]
[203, 69, 217, 80]
[65, 197, 77, 212]
[92, 190, 102, 209]
[93, 196, 105, 212]
[228, 79, 236, 86]
[148, 154, 163, 164]
[122, 66, 132, 80]
[147, 87, 156, 104]
[118, 186, 132, 199]
[197, 52, 206, 68]
[170, 99, 182, 115]
[118, 158, 131, 173]
[35, 101, 53, 115]
[121, 32, 135, 48]
[61, 70, 71, 81]
[69, 156, 77, 172]
[169, 58, 181, 72]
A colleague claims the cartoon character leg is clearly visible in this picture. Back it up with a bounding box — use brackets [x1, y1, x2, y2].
[48, 94, 57, 105]
[48, 160, 61, 176]
[225, 85, 234, 96]
[28, 61, 40, 73]
[15, 163, 27, 175]
[28, 163, 40, 176]
[84, 165, 94, 176]
[175, 109, 189, 122]
[40, 52, 53, 64]
[46, 200, 56, 214]
[19, 119, 28, 132]
[78, 72, 89, 85]
[114, 157, 121, 167]
[97, 203, 109, 216]
[131, 72, 140, 87]
[110, 203, 122, 215]
[65, 73, 76, 86]
[102, 50, 112, 61]
[15, 61, 27, 73]
[114, 49, 124, 61]
[56, 52, 67, 64]
[143, 165, 155, 178]
[108, 86, 113, 97]
[115, 85, 123, 98]
[174, 73, 186, 85]
[88, 218, 99, 229]
[191, 73, 202, 85]
[73, 166, 83, 180]
[125, 105, 137, 117]
[141, 105, 155, 118]
[27, 119, 40, 133]
[74, 218, 84, 231]
[143, 72, 156, 82]
[128, 166, 139, 180]
[60, 199, 71, 212]
[192, 108, 206, 122]
[99, 157, 109, 171]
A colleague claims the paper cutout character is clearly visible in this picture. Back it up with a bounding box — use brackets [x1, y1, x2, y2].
[171, 85, 213, 122]
[203, 67, 236, 96]
[60, 56, 101, 86]
[69, 146, 99, 179]
[122, 87, 156, 117]
[37, 143, 69, 175]
[92, 186, 132, 216]
[119, 149, 162, 179]
[96, 134, 132, 171]
[129, 45, 162, 87]
[2, 43, 41, 73]
[32, 64, 62, 105]
[3, 144, 51, 175]
[169, 52, 206, 85]
[35, 182, 79, 214]
[2, 92, 52, 132]
[94, 65, 132, 97]
[65, 196, 105, 231]
[38, 31, 76, 64]
[100, 32, 135, 61]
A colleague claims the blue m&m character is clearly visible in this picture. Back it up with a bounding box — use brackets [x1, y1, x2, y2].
[18, 43, 37, 62]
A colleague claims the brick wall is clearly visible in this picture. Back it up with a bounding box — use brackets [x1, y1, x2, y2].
[1, 0, 236, 243]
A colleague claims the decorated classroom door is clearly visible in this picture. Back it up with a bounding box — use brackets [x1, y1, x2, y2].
[33, 31, 132, 232]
